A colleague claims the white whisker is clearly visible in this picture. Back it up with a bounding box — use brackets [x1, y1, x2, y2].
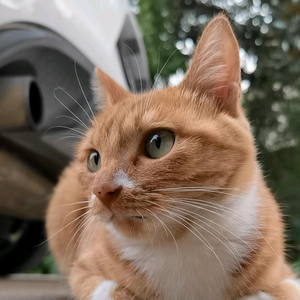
[39, 209, 91, 246]
[60, 200, 90, 207]
[56, 87, 93, 124]
[74, 216, 95, 261]
[154, 187, 241, 199]
[62, 213, 92, 269]
[144, 199, 215, 253]
[122, 44, 143, 95]
[155, 208, 226, 272]
[166, 203, 254, 255]
[161, 208, 241, 270]
[53, 88, 89, 130]
[145, 49, 178, 109]
[155, 186, 237, 191]
[162, 197, 277, 256]
[74, 60, 96, 119]
[62, 205, 90, 226]
[137, 209, 151, 240]
[142, 49, 178, 113]
[87, 221, 98, 250]
[146, 208, 179, 254]
[55, 115, 88, 129]
[54, 135, 82, 144]
[44, 125, 85, 136]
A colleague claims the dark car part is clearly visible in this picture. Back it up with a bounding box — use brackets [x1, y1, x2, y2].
[0, 217, 46, 276]
[0, 24, 95, 275]
[0, 20, 150, 275]
[117, 15, 150, 93]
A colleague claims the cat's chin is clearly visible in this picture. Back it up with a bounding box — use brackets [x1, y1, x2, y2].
[110, 214, 147, 229]
[97, 213, 146, 223]
[93, 202, 146, 224]
[94, 208, 160, 240]
[96, 212, 146, 231]
[102, 215, 148, 240]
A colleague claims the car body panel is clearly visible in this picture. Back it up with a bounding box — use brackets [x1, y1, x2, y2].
[0, 0, 131, 87]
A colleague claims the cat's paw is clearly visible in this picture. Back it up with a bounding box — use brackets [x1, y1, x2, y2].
[238, 292, 274, 300]
[91, 280, 117, 300]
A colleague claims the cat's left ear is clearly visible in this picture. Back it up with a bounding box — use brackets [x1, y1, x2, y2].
[92, 67, 131, 109]
[180, 14, 241, 117]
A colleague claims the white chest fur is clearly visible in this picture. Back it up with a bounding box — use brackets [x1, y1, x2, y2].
[117, 182, 259, 300]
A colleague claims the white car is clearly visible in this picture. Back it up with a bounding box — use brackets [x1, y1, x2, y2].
[0, 0, 150, 275]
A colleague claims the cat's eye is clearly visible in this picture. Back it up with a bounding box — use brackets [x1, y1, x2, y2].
[145, 130, 175, 159]
[87, 151, 101, 172]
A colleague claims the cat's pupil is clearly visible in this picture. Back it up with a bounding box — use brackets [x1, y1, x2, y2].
[152, 135, 161, 149]
[94, 154, 99, 165]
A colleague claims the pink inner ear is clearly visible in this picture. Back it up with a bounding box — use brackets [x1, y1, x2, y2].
[214, 38, 241, 115]
[180, 14, 241, 117]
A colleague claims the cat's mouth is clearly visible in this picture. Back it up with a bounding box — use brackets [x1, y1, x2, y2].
[131, 216, 145, 219]
[110, 214, 146, 221]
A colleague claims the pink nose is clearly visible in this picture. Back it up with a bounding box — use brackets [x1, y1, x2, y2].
[93, 183, 122, 209]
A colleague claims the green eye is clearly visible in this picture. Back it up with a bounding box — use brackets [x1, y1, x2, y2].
[145, 130, 175, 159]
[87, 151, 101, 172]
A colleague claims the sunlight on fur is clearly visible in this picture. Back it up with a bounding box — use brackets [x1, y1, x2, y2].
[46, 14, 300, 300]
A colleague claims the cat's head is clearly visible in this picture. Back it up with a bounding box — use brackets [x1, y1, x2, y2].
[76, 14, 256, 242]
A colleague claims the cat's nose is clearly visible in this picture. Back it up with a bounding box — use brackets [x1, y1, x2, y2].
[93, 183, 122, 209]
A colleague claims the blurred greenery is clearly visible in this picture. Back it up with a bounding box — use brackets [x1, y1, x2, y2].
[35, 0, 300, 273]
[29, 253, 58, 274]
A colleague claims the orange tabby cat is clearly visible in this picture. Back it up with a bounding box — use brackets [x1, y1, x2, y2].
[46, 14, 300, 300]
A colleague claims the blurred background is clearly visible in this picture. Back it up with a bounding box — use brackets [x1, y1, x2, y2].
[2, 0, 300, 276]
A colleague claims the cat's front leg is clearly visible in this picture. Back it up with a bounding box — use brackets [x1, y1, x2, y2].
[238, 292, 274, 300]
[92, 281, 137, 300]
[69, 258, 115, 300]
[92, 280, 117, 300]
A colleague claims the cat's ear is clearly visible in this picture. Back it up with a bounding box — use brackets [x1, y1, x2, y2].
[180, 14, 241, 117]
[92, 67, 131, 109]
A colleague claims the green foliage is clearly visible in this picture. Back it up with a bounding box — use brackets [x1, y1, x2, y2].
[137, 0, 186, 82]
[293, 257, 300, 276]
[136, 0, 300, 262]
[29, 253, 58, 274]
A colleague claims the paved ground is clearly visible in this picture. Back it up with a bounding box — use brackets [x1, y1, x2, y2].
[0, 274, 72, 300]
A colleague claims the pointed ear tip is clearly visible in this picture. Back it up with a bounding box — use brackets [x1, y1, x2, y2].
[209, 13, 232, 28]
[95, 67, 103, 77]
[95, 67, 111, 84]
[214, 12, 229, 20]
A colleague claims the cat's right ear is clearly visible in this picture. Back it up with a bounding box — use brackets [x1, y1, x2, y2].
[180, 14, 241, 117]
[92, 67, 131, 110]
